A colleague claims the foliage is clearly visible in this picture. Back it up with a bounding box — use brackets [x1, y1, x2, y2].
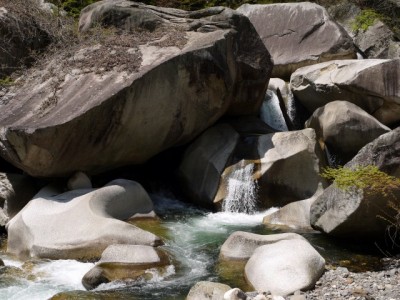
[351, 9, 384, 32]
[321, 165, 400, 197]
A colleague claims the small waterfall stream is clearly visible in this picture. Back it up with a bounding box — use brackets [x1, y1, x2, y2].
[260, 90, 288, 131]
[222, 161, 258, 214]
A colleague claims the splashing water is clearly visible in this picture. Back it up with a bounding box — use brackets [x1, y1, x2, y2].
[223, 161, 258, 214]
[260, 90, 288, 131]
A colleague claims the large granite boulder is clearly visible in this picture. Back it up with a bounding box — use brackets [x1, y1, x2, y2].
[305, 101, 391, 163]
[291, 59, 400, 125]
[310, 128, 400, 240]
[254, 128, 326, 209]
[82, 244, 171, 290]
[7, 179, 161, 259]
[220, 231, 306, 261]
[186, 281, 232, 300]
[244, 239, 325, 296]
[179, 124, 326, 210]
[0, 0, 272, 177]
[178, 124, 239, 208]
[237, 2, 356, 79]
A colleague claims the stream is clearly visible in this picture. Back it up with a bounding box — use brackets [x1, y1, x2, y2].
[0, 192, 386, 300]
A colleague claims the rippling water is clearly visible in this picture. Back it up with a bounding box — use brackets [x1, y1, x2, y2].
[0, 193, 384, 300]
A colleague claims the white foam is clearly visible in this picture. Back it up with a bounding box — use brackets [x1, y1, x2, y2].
[0, 257, 94, 300]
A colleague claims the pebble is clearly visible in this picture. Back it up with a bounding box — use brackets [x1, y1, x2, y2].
[302, 258, 400, 300]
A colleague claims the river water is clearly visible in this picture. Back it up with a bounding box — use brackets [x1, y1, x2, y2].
[0, 192, 385, 300]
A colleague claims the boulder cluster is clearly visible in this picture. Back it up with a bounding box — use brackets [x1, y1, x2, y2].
[0, 0, 399, 298]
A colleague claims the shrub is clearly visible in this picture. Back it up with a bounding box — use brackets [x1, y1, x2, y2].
[351, 9, 384, 32]
[321, 165, 400, 197]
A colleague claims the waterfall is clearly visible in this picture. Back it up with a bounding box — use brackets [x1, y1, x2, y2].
[260, 90, 288, 131]
[222, 161, 258, 214]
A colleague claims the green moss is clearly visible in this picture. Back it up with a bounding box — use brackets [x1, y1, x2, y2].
[321, 165, 400, 197]
[351, 9, 383, 32]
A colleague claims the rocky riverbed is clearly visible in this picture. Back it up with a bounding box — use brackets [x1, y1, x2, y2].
[302, 258, 400, 300]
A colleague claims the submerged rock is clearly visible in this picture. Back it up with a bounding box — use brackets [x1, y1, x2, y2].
[291, 59, 400, 125]
[305, 100, 391, 163]
[245, 239, 325, 296]
[82, 244, 171, 290]
[7, 179, 161, 259]
[0, 0, 272, 177]
[186, 281, 231, 300]
[310, 128, 400, 241]
[237, 2, 356, 79]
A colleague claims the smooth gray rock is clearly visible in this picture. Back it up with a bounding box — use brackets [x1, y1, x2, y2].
[220, 231, 306, 261]
[0, 0, 272, 177]
[291, 59, 400, 125]
[237, 2, 356, 79]
[178, 124, 239, 208]
[305, 101, 391, 162]
[7, 179, 161, 259]
[254, 128, 327, 208]
[310, 128, 400, 240]
[245, 239, 325, 296]
[82, 244, 170, 290]
[186, 281, 232, 300]
[263, 185, 324, 228]
[67, 171, 92, 190]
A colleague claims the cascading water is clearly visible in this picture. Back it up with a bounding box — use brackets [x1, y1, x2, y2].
[222, 161, 258, 214]
[260, 90, 288, 131]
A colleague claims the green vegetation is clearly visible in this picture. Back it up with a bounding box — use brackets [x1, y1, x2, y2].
[351, 9, 384, 32]
[49, 0, 99, 17]
[321, 165, 400, 197]
[0, 77, 14, 86]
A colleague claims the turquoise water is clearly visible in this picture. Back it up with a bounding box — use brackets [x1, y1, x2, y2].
[0, 193, 384, 300]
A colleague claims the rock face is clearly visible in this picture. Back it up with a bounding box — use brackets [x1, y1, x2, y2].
[7, 179, 161, 259]
[326, 1, 400, 59]
[179, 124, 326, 210]
[310, 128, 400, 240]
[291, 59, 400, 125]
[220, 231, 306, 261]
[353, 21, 400, 59]
[0, 173, 37, 224]
[186, 281, 232, 300]
[254, 128, 326, 208]
[245, 239, 325, 296]
[305, 101, 391, 163]
[237, 2, 356, 79]
[0, 0, 272, 177]
[82, 244, 170, 290]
